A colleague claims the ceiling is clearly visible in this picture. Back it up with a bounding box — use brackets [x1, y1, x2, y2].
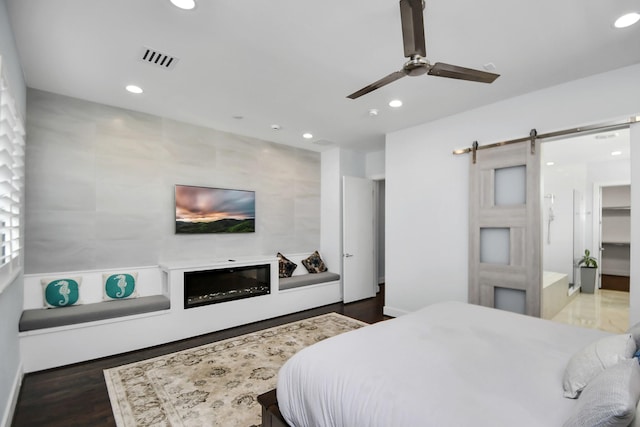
[542, 128, 631, 168]
[6, 0, 640, 153]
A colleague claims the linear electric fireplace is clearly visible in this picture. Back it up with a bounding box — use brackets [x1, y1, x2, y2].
[184, 264, 271, 309]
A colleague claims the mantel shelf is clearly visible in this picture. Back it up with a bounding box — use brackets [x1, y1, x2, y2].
[159, 256, 277, 271]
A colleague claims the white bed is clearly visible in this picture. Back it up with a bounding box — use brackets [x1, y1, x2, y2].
[276, 301, 613, 427]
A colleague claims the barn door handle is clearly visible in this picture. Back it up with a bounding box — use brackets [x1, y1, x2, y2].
[344, 253, 354, 258]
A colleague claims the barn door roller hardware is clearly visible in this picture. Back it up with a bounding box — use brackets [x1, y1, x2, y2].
[453, 116, 639, 157]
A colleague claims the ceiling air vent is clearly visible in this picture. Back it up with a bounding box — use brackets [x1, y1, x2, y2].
[140, 47, 179, 70]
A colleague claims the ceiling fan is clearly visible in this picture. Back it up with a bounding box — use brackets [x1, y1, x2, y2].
[347, 0, 499, 100]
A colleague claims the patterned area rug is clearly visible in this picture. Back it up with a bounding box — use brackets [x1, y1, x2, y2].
[104, 313, 367, 427]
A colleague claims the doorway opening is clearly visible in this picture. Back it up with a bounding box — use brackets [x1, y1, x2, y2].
[541, 128, 630, 332]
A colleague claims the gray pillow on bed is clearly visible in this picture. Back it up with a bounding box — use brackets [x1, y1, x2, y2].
[563, 359, 640, 427]
[563, 333, 636, 398]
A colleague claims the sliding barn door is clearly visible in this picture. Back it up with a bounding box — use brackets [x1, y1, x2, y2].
[469, 140, 542, 317]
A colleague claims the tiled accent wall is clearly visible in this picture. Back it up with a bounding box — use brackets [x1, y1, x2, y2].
[24, 89, 320, 273]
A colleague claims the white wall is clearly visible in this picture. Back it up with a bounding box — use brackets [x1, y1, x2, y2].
[365, 150, 385, 179]
[25, 89, 322, 273]
[320, 147, 367, 280]
[385, 63, 640, 318]
[629, 122, 640, 325]
[321, 149, 342, 277]
[541, 162, 586, 283]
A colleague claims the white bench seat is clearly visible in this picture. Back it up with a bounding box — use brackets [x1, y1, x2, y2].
[19, 295, 170, 332]
[279, 271, 341, 290]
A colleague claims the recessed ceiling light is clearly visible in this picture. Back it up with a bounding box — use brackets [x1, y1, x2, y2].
[389, 99, 403, 108]
[368, 109, 379, 117]
[271, 124, 281, 131]
[546, 161, 555, 166]
[611, 151, 623, 156]
[614, 12, 640, 28]
[303, 133, 313, 139]
[125, 84, 143, 94]
[170, 0, 196, 10]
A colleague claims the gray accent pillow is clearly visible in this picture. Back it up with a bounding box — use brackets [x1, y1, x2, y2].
[564, 359, 640, 427]
[563, 333, 636, 398]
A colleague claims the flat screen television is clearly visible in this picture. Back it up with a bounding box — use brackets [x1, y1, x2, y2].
[175, 185, 255, 234]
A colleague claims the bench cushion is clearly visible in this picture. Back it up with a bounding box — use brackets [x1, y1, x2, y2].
[279, 272, 340, 291]
[19, 295, 170, 332]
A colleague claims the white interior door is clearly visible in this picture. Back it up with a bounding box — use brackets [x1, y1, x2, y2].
[343, 176, 376, 303]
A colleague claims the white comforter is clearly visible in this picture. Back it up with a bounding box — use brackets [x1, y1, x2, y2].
[277, 301, 610, 427]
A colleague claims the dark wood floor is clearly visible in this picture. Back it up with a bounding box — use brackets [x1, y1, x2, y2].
[12, 286, 385, 426]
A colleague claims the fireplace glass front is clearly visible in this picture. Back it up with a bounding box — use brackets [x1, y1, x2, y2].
[184, 264, 271, 309]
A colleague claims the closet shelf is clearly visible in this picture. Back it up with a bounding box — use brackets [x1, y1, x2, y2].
[602, 206, 631, 211]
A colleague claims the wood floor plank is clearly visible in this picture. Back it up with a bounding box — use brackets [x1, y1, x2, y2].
[12, 286, 385, 427]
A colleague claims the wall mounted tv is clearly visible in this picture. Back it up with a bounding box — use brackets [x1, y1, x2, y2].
[175, 185, 255, 234]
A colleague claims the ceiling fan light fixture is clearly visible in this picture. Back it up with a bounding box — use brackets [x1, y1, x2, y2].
[170, 0, 196, 10]
[389, 100, 403, 108]
[346, 0, 500, 99]
[614, 12, 640, 28]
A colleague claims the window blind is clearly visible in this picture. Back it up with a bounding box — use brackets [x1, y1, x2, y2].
[0, 56, 25, 290]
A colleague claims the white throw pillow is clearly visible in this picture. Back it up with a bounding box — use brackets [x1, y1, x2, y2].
[563, 333, 636, 398]
[564, 359, 640, 427]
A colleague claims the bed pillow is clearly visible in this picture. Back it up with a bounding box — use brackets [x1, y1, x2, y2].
[41, 277, 82, 308]
[563, 359, 640, 427]
[277, 253, 297, 278]
[301, 250, 327, 274]
[628, 322, 640, 349]
[632, 401, 640, 427]
[563, 333, 636, 398]
[103, 272, 138, 300]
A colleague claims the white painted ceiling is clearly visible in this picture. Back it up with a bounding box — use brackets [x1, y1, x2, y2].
[6, 0, 640, 152]
[542, 128, 631, 167]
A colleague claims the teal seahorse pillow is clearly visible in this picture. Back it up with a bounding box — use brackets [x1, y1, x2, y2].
[41, 277, 82, 308]
[102, 272, 138, 300]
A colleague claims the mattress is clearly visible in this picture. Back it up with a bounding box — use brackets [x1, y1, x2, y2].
[276, 301, 611, 427]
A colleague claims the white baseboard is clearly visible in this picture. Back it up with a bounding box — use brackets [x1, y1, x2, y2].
[383, 305, 409, 318]
[1, 363, 23, 427]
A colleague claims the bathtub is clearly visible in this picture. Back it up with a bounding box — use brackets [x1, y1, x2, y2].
[542, 271, 575, 319]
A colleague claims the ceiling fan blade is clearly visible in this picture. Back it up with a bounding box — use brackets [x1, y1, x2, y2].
[399, 0, 426, 58]
[428, 62, 500, 83]
[347, 70, 407, 99]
